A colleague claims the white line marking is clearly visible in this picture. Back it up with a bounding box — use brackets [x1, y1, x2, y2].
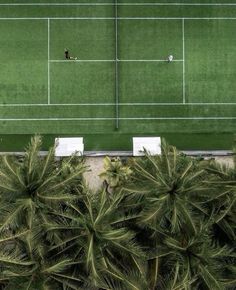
[1, 17, 236, 20]
[120, 3, 236, 6]
[0, 3, 111, 5]
[1, 103, 236, 107]
[117, 102, 236, 106]
[0, 17, 115, 20]
[0, 3, 236, 6]
[0, 117, 235, 121]
[48, 18, 50, 105]
[50, 59, 115, 62]
[115, 0, 119, 129]
[120, 59, 184, 62]
[118, 18, 236, 20]
[50, 59, 184, 63]
[182, 19, 185, 104]
[118, 3, 236, 5]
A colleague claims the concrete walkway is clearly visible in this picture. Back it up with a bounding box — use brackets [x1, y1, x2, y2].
[83, 157, 104, 191]
[82, 156, 235, 191]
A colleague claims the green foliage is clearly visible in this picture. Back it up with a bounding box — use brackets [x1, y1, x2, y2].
[203, 156, 236, 244]
[122, 139, 235, 290]
[99, 156, 132, 188]
[0, 136, 88, 290]
[45, 186, 144, 289]
[124, 140, 208, 234]
[0, 137, 235, 290]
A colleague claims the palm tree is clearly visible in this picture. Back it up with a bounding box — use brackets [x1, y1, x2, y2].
[121, 140, 212, 289]
[126, 140, 208, 234]
[0, 235, 75, 290]
[45, 185, 146, 289]
[0, 136, 88, 289]
[155, 221, 235, 290]
[99, 156, 132, 190]
[0, 135, 87, 229]
[0, 136, 235, 289]
[203, 155, 236, 245]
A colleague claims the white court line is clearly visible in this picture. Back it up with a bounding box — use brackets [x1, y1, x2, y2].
[119, 59, 183, 62]
[0, 117, 236, 121]
[50, 59, 115, 62]
[48, 19, 50, 105]
[0, 17, 115, 20]
[0, 3, 111, 5]
[121, 3, 236, 5]
[116, 3, 236, 5]
[182, 19, 185, 104]
[50, 59, 184, 62]
[115, 0, 119, 129]
[1, 17, 236, 20]
[118, 17, 236, 20]
[1, 103, 236, 107]
[0, 3, 236, 6]
[116, 102, 236, 106]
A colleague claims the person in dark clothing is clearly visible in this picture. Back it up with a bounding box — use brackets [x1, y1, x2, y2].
[64, 48, 77, 60]
[64, 48, 69, 59]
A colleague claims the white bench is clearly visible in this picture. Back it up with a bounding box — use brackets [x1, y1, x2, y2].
[133, 137, 161, 156]
[55, 137, 84, 157]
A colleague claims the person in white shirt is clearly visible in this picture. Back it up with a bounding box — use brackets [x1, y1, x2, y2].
[167, 55, 173, 63]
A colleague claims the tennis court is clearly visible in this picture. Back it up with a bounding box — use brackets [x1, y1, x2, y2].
[1, 1, 236, 150]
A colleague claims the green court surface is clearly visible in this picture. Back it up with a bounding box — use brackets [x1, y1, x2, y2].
[0, 1, 236, 151]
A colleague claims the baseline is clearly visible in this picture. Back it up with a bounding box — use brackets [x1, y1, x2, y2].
[1, 3, 236, 6]
[1, 103, 236, 106]
[1, 17, 236, 20]
[1, 117, 236, 121]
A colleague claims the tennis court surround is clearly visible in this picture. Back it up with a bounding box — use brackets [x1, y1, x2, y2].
[0, 1, 236, 150]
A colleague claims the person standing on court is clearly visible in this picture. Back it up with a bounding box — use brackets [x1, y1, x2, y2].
[64, 48, 77, 60]
[167, 54, 173, 63]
